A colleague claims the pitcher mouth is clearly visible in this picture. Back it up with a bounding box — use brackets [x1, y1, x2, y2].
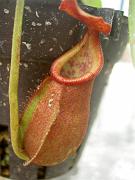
[51, 31, 104, 86]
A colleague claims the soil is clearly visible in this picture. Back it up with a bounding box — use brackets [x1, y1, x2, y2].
[0, 126, 9, 178]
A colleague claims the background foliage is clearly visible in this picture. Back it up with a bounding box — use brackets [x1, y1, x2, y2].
[82, 0, 135, 65]
[81, 0, 102, 8]
[129, 0, 135, 65]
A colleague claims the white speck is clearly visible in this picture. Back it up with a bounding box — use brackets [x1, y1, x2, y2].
[49, 99, 53, 103]
[32, 21, 36, 26]
[0, 77, 2, 81]
[49, 48, 53, 52]
[3, 93, 8, 97]
[52, 37, 57, 42]
[48, 99, 54, 107]
[36, 11, 39, 18]
[59, 45, 64, 52]
[23, 63, 28, 68]
[0, 62, 2, 66]
[3, 102, 6, 107]
[45, 21, 52, 26]
[4, 81, 7, 85]
[32, 22, 42, 27]
[103, 36, 109, 40]
[4, 9, 9, 14]
[25, 6, 32, 13]
[22, 42, 31, 50]
[40, 39, 45, 45]
[52, 16, 58, 25]
[37, 23, 42, 26]
[6, 64, 10, 72]
[51, 94, 55, 97]
[69, 29, 73, 36]
[48, 104, 51, 108]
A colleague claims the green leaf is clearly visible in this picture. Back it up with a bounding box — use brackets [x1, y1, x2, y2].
[81, 0, 102, 8]
[129, 0, 135, 66]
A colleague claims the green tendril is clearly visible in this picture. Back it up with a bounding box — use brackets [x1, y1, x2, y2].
[9, 0, 29, 160]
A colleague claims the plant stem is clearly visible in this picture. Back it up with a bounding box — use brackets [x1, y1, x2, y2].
[9, 0, 29, 160]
